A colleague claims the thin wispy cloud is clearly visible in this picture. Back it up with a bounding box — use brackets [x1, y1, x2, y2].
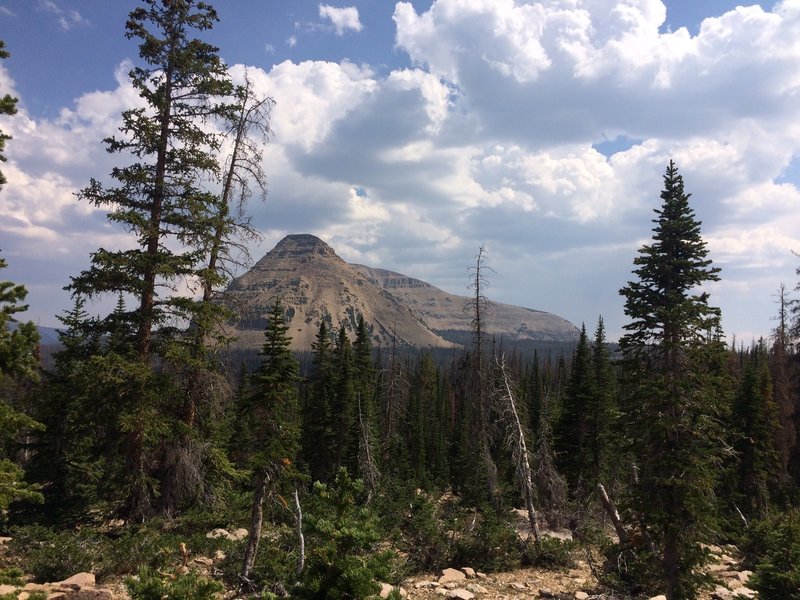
[319, 4, 362, 35]
[38, 0, 88, 31]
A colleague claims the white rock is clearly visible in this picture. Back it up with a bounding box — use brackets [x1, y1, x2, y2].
[461, 567, 476, 579]
[574, 592, 589, 600]
[649, 596, 667, 600]
[448, 589, 475, 600]
[466, 583, 488, 594]
[439, 568, 467, 584]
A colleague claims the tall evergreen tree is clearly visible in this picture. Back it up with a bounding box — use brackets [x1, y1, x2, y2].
[66, 0, 241, 520]
[0, 254, 42, 522]
[618, 161, 724, 600]
[730, 341, 781, 516]
[239, 298, 300, 585]
[0, 40, 16, 189]
[555, 323, 594, 496]
[302, 320, 335, 483]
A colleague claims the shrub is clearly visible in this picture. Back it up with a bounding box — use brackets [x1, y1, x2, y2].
[125, 566, 222, 600]
[522, 535, 576, 569]
[297, 468, 396, 599]
[10, 525, 105, 582]
[451, 508, 522, 573]
[747, 511, 800, 599]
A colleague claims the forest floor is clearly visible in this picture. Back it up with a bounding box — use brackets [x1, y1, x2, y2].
[0, 532, 757, 600]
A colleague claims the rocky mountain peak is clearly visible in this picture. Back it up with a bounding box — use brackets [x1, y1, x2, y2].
[269, 234, 338, 261]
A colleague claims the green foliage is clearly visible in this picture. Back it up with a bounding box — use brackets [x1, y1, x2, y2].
[0, 40, 17, 189]
[743, 512, 800, 599]
[0, 566, 24, 585]
[451, 508, 522, 573]
[125, 566, 222, 600]
[617, 161, 725, 600]
[0, 255, 43, 523]
[384, 486, 452, 573]
[298, 468, 394, 599]
[523, 536, 576, 570]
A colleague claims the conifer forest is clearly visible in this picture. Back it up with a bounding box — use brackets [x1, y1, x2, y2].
[1, 2, 799, 600]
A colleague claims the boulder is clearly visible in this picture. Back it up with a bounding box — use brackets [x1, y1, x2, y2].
[466, 583, 488, 594]
[460, 567, 476, 579]
[439, 568, 466, 584]
[574, 592, 589, 600]
[232, 528, 249, 541]
[447, 589, 475, 600]
[207, 528, 234, 540]
[59, 572, 96, 589]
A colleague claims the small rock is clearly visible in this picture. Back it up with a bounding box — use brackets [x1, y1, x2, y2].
[574, 592, 589, 600]
[448, 589, 475, 600]
[232, 528, 249, 541]
[509, 582, 527, 590]
[711, 586, 732, 600]
[70, 589, 114, 600]
[445, 582, 458, 590]
[207, 528, 234, 540]
[436, 588, 450, 596]
[415, 581, 439, 589]
[379, 582, 393, 598]
[466, 583, 488, 594]
[461, 567, 476, 579]
[731, 587, 757, 599]
[193, 556, 214, 567]
[538, 589, 555, 598]
[439, 568, 467, 584]
[476, 572, 487, 580]
[649, 596, 667, 600]
[737, 570, 753, 583]
[213, 549, 226, 561]
[0, 585, 16, 596]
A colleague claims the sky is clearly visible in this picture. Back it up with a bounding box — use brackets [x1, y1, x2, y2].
[0, 0, 798, 344]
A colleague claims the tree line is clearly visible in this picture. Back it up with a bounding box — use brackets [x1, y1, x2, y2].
[1, 2, 799, 599]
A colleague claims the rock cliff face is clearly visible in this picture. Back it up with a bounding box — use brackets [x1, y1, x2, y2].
[221, 234, 579, 351]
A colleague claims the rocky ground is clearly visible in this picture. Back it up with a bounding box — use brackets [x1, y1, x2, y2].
[0, 532, 758, 600]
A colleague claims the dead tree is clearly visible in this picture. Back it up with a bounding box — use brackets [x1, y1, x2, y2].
[357, 392, 380, 501]
[494, 354, 541, 541]
[466, 244, 499, 503]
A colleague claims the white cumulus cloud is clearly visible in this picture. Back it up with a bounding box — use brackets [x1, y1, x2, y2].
[319, 4, 363, 35]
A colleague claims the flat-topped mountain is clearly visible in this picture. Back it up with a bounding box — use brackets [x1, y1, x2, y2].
[222, 234, 579, 351]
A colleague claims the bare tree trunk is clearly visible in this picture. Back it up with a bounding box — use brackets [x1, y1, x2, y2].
[597, 482, 628, 545]
[240, 472, 267, 592]
[496, 355, 540, 541]
[357, 394, 380, 501]
[469, 245, 499, 504]
[294, 487, 305, 575]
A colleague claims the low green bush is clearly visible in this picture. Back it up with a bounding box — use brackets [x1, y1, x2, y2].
[522, 535, 576, 569]
[746, 511, 800, 599]
[125, 566, 223, 600]
[450, 508, 522, 573]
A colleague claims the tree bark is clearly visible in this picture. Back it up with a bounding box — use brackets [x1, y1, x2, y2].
[597, 482, 628, 545]
[240, 472, 267, 591]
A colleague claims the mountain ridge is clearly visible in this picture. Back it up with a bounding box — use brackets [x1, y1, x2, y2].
[221, 234, 579, 351]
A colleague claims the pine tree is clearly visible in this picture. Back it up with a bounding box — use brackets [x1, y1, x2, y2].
[331, 324, 356, 474]
[239, 298, 300, 585]
[0, 254, 42, 521]
[555, 323, 594, 496]
[731, 341, 781, 516]
[590, 316, 614, 488]
[0, 40, 17, 189]
[302, 321, 335, 483]
[618, 160, 724, 600]
[65, 0, 240, 520]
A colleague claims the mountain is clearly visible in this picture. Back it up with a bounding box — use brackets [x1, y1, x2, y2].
[221, 234, 579, 351]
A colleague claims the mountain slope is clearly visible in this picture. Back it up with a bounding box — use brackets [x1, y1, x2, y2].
[354, 265, 580, 345]
[222, 234, 579, 351]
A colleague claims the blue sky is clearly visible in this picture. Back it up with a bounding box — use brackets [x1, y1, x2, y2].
[0, 0, 797, 344]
